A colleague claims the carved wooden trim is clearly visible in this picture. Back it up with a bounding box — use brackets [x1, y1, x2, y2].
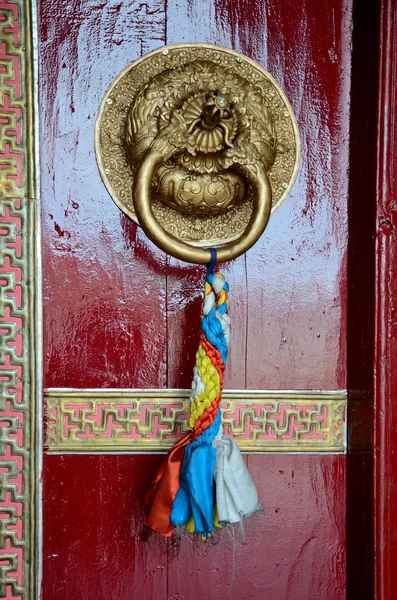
[44, 389, 347, 454]
[0, 0, 38, 598]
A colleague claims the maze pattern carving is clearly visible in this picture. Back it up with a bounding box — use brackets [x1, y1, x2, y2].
[0, 1, 35, 598]
[0, 0, 31, 199]
[45, 390, 346, 453]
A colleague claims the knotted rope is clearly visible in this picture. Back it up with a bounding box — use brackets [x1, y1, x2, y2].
[145, 256, 260, 538]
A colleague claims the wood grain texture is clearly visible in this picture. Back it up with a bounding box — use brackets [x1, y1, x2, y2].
[42, 455, 169, 600]
[166, 455, 346, 600]
[243, 0, 350, 391]
[40, 0, 167, 389]
[374, 1, 397, 599]
[39, 2, 169, 599]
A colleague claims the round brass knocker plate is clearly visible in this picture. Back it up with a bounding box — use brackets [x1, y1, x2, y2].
[95, 43, 300, 248]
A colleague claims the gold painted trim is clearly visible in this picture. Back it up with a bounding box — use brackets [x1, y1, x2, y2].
[45, 389, 346, 454]
[0, 0, 39, 598]
[0, 0, 35, 198]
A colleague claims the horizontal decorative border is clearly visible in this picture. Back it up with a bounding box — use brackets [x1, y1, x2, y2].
[44, 389, 347, 453]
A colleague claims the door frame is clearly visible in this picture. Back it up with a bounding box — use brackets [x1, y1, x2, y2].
[373, 1, 397, 599]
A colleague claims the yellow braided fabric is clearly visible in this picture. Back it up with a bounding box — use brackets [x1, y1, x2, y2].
[189, 344, 221, 427]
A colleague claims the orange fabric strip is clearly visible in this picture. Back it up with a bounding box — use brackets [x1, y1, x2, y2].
[145, 338, 225, 537]
[145, 431, 194, 537]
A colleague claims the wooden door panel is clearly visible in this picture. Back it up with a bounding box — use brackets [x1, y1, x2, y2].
[165, 0, 349, 392]
[43, 455, 168, 599]
[40, 0, 168, 390]
[43, 454, 345, 600]
[40, 0, 350, 598]
[167, 456, 345, 600]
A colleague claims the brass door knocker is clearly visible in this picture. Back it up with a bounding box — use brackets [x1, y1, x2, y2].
[94, 43, 301, 540]
[95, 43, 300, 263]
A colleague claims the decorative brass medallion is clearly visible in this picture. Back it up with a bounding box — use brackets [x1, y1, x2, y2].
[95, 43, 300, 250]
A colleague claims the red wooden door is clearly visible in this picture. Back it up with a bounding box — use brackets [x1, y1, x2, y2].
[39, 1, 358, 598]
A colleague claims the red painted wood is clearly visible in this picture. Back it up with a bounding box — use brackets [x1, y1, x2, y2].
[39, 3, 169, 599]
[374, 1, 397, 598]
[166, 456, 346, 600]
[39, 0, 354, 598]
[245, 0, 350, 391]
[163, 3, 350, 599]
[345, 1, 380, 597]
[166, 0, 351, 387]
[42, 455, 345, 600]
[42, 455, 168, 600]
[39, 0, 167, 390]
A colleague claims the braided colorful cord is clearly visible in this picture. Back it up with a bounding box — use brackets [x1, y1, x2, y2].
[145, 268, 261, 538]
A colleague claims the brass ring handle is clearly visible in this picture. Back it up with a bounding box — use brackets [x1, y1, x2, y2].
[132, 142, 272, 265]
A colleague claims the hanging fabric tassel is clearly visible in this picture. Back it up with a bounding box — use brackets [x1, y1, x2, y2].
[145, 256, 262, 538]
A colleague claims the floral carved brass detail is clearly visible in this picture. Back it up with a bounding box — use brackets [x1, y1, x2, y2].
[125, 62, 276, 216]
[95, 44, 300, 247]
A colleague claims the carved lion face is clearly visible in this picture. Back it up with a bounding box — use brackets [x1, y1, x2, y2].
[125, 61, 277, 216]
